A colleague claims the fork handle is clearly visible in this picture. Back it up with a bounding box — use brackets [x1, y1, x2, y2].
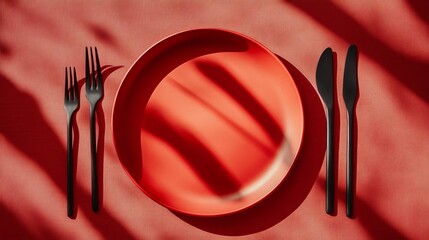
[326, 108, 335, 215]
[90, 106, 99, 212]
[346, 110, 355, 218]
[67, 118, 74, 218]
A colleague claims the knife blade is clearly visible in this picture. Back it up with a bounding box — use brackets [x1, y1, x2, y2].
[343, 44, 358, 218]
[316, 47, 335, 215]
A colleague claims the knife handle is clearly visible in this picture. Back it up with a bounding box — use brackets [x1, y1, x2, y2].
[326, 108, 335, 215]
[346, 110, 354, 218]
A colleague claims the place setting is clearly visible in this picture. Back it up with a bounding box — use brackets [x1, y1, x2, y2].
[64, 29, 359, 229]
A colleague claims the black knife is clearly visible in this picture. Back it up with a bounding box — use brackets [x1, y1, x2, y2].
[316, 48, 335, 215]
[343, 45, 358, 218]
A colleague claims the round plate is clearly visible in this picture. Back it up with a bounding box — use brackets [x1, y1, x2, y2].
[112, 29, 304, 216]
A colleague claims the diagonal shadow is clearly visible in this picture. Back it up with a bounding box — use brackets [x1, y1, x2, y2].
[168, 78, 275, 156]
[286, 0, 429, 103]
[0, 203, 36, 239]
[142, 108, 242, 196]
[0, 73, 65, 190]
[316, 179, 408, 239]
[87, 23, 120, 49]
[0, 40, 12, 57]
[176, 58, 326, 235]
[194, 60, 284, 146]
[0, 68, 136, 239]
[405, 0, 429, 26]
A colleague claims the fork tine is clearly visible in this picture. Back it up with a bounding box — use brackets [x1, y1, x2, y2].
[90, 47, 96, 89]
[95, 47, 102, 90]
[65, 67, 69, 102]
[69, 67, 74, 101]
[84, 47, 102, 213]
[85, 47, 90, 91]
[73, 67, 78, 102]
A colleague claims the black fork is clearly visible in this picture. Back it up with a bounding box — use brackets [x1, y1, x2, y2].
[64, 67, 79, 218]
[85, 47, 103, 212]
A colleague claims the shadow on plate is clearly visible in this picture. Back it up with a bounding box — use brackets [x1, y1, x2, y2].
[174, 58, 326, 235]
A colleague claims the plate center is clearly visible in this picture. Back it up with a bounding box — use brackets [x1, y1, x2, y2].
[140, 53, 290, 199]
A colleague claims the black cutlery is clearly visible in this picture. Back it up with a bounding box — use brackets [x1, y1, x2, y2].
[316, 48, 335, 215]
[85, 47, 103, 212]
[343, 45, 358, 218]
[64, 67, 79, 218]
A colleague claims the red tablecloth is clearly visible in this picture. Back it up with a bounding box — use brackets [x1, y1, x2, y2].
[1, 1, 428, 239]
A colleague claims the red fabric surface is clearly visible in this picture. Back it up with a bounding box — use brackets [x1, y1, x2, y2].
[1, 0, 428, 239]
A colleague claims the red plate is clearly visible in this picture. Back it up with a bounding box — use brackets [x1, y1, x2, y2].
[112, 29, 304, 216]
